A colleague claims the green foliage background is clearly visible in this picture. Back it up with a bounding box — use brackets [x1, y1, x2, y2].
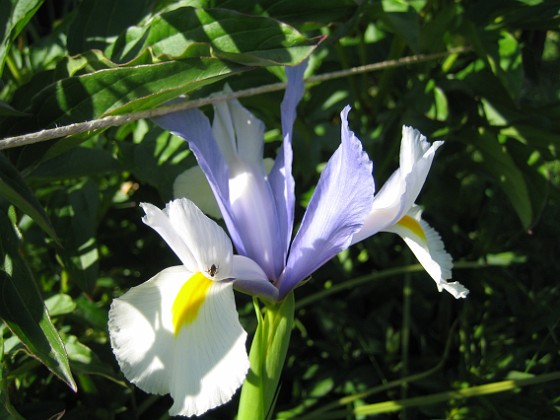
[1, 0, 559, 418]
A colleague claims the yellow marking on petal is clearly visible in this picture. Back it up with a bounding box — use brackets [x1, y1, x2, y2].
[171, 272, 213, 336]
[397, 215, 426, 242]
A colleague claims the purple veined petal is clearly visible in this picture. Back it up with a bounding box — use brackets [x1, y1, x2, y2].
[153, 110, 245, 253]
[155, 98, 284, 280]
[278, 106, 375, 297]
[227, 160, 284, 280]
[268, 62, 307, 272]
[212, 85, 266, 171]
[230, 255, 279, 301]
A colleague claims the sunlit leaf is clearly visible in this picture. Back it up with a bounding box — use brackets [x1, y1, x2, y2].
[45, 294, 77, 317]
[0, 0, 44, 76]
[29, 57, 246, 127]
[109, 6, 322, 65]
[64, 335, 118, 381]
[0, 209, 76, 392]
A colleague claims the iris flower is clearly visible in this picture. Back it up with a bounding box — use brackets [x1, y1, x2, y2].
[155, 64, 468, 299]
[109, 64, 468, 418]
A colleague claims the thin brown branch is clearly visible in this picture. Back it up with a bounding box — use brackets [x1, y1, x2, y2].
[0, 48, 470, 151]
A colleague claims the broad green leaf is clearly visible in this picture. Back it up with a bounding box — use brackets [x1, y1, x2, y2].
[29, 57, 245, 127]
[0, 0, 44, 76]
[109, 7, 321, 66]
[0, 209, 76, 392]
[238, 293, 295, 420]
[0, 153, 59, 242]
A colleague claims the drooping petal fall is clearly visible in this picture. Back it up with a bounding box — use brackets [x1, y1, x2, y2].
[278, 106, 375, 296]
[384, 206, 469, 299]
[108, 266, 250, 417]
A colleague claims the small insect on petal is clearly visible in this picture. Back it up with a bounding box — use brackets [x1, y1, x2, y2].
[207, 263, 219, 277]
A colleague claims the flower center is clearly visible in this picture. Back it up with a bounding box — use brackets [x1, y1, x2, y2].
[171, 272, 213, 336]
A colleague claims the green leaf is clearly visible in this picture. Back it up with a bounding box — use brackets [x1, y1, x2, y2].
[0, 153, 59, 242]
[0, 101, 28, 117]
[215, 0, 358, 25]
[118, 126, 191, 200]
[64, 335, 118, 381]
[51, 180, 100, 293]
[469, 129, 533, 229]
[0, 209, 77, 392]
[0, 0, 45, 76]
[44, 294, 77, 317]
[29, 57, 245, 127]
[67, 0, 154, 55]
[238, 293, 295, 420]
[28, 147, 122, 180]
[109, 7, 321, 66]
[383, 8, 421, 53]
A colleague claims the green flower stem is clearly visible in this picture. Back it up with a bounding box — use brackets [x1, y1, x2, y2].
[238, 293, 295, 420]
[354, 371, 560, 416]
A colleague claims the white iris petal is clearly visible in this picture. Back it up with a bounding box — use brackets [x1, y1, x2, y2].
[109, 198, 252, 417]
[385, 206, 469, 299]
[141, 199, 233, 277]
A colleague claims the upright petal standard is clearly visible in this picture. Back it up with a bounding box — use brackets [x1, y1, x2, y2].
[108, 198, 270, 416]
[155, 66, 467, 299]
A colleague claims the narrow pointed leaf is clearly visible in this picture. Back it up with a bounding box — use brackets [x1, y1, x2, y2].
[0, 210, 77, 392]
[0, 0, 44, 76]
[471, 130, 533, 229]
[0, 154, 59, 242]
